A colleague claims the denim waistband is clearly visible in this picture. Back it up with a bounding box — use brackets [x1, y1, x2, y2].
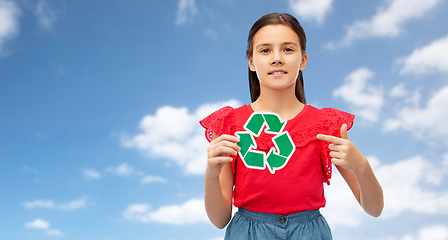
[236, 208, 322, 225]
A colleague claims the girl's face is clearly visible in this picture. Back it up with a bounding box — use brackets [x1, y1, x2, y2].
[248, 24, 308, 92]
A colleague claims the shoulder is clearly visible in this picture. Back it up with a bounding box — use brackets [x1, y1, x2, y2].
[318, 106, 355, 136]
[199, 104, 251, 142]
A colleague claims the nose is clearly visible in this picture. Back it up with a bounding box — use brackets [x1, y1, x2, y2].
[271, 52, 283, 65]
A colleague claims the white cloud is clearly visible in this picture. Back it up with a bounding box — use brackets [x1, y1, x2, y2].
[333, 68, 384, 122]
[106, 163, 135, 177]
[24, 198, 86, 211]
[82, 168, 101, 180]
[377, 156, 448, 218]
[175, 0, 198, 25]
[204, 28, 218, 39]
[407, 225, 448, 240]
[45, 229, 64, 236]
[384, 85, 448, 145]
[123, 198, 208, 225]
[326, 0, 442, 48]
[140, 175, 167, 184]
[24, 200, 54, 209]
[398, 35, 448, 75]
[25, 219, 64, 236]
[34, 0, 56, 31]
[288, 0, 333, 24]
[0, 0, 21, 56]
[323, 155, 448, 228]
[380, 224, 448, 240]
[25, 219, 49, 229]
[56, 198, 86, 211]
[23, 165, 38, 173]
[122, 99, 241, 175]
[389, 83, 408, 98]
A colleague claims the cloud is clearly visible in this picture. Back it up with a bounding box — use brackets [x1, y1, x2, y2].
[326, 0, 442, 48]
[45, 229, 63, 236]
[82, 168, 101, 180]
[106, 163, 135, 177]
[121, 99, 241, 175]
[333, 67, 384, 122]
[377, 156, 448, 218]
[25, 219, 64, 236]
[0, 0, 21, 56]
[140, 175, 167, 184]
[379, 224, 448, 240]
[25, 219, 49, 229]
[404, 224, 448, 240]
[23, 165, 38, 173]
[175, 0, 198, 25]
[397, 35, 448, 75]
[204, 28, 218, 39]
[24, 200, 54, 209]
[288, 0, 333, 24]
[34, 0, 56, 31]
[56, 198, 86, 211]
[323, 155, 448, 227]
[123, 198, 208, 225]
[24, 198, 86, 211]
[384, 85, 448, 145]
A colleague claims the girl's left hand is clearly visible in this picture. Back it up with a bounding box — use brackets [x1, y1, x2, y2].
[316, 124, 367, 174]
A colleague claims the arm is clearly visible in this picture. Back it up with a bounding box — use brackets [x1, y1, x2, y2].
[204, 134, 240, 229]
[317, 124, 384, 217]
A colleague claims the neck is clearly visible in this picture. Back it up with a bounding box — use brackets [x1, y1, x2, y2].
[251, 86, 304, 120]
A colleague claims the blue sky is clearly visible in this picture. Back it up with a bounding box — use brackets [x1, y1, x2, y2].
[1, 0, 448, 239]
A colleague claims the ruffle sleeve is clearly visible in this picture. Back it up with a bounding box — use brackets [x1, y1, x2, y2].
[320, 108, 355, 185]
[199, 106, 236, 142]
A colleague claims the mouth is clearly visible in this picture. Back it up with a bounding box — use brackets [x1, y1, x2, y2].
[268, 70, 287, 75]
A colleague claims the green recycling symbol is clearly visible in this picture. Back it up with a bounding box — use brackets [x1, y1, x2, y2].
[235, 112, 296, 174]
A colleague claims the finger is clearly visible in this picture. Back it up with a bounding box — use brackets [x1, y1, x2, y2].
[328, 143, 339, 151]
[214, 140, 241, 152]
[210, 145, 239, 157]
[329, 151, 343, 159]
[211, 156, 234, 164]
[215, 134, 240, 143]
[331, 158, 343, 166]
[316, 134, 345, 144]
[340, 124, 350, 140]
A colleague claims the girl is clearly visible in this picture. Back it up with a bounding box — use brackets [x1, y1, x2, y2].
[200, 13, 383, 240]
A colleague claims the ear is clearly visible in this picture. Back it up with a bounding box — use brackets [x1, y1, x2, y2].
[299, 53, 308, 71]
[248, 57, 256, 72]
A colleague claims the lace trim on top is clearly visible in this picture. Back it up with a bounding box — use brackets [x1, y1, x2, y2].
[319, 108, 355, 184]
[199, 106, 236, 142]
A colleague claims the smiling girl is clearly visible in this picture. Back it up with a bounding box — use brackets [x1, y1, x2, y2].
[200, 13, 383, 240]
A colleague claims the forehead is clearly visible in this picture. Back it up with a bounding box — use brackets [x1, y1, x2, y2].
[253, 24, 300, 46]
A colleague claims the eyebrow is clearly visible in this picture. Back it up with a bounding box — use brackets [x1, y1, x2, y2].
[255, 42, 299, 49]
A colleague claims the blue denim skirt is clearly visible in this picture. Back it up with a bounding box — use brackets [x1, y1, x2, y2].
[224, 208, 332, 240]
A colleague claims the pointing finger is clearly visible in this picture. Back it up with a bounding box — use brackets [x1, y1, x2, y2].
[316, 134, 345, 144]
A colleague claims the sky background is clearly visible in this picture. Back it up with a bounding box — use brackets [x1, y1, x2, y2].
[1, 0, 448, 239]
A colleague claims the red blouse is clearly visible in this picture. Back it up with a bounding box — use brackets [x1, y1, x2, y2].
[200, 104, 354, 215]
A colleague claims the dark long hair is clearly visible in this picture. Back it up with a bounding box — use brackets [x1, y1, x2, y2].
[246, 13, 307, 103]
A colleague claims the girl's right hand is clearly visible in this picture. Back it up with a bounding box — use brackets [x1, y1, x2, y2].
[206, 134, 240, 179]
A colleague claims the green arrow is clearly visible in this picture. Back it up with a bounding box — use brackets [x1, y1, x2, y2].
[238, 112, 296, 174]
[245, 113, 265, 136]
[244, 151, 265, 168]
[235, 132, 254, 157]
[266, 151, 287, 173]
[263, 113, 285, 133]
[273, 132, 294, 157]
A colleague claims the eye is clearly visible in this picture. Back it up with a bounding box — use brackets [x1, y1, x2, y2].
[260, 48, 271, 53]
[284, 47, 294, 52]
